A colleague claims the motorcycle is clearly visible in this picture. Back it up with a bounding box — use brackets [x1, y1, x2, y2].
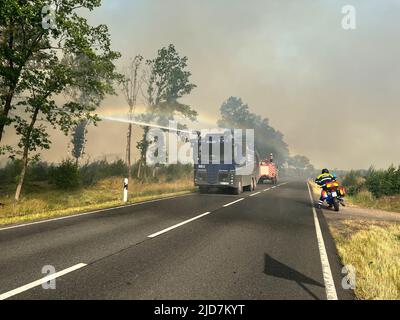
[321, 181, 346, 212]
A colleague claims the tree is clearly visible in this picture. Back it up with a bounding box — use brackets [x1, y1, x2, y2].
[71, 119, 89, 166]
[1, 0, 101, 143]
[136, 44, 197, 179]
[121, 55, 144, 179]
[2, 1, 121, 201]
[146, 44, 197, 126]
[218, 97, 289, 167]
[288, 155, 310, 170]
[288, 155, 312, 176]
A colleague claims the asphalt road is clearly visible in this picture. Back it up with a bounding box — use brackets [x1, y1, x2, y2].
[0, 180, 353, 300]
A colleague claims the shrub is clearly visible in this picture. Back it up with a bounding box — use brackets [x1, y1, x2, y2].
[0, 159, 22, 184]
[80, 159, 126, 185]
[49, 159, 80, 189]
[27, 161, 51, 182]
[342, 170, 366, 195]
[159, 164, 193, 182]
[0, 160, 51, 185]
[365, 166, 400, 198]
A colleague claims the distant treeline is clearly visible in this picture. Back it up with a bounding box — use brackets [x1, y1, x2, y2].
[0, 159, 193, 190]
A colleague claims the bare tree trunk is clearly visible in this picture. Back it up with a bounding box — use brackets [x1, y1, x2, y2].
[0, 93, 14, 142]
[14, 143, 29, 201]
[137, 160, 141, 179]
[123, 55, 143, 180]
[126, 123, 132, 178]
[15, 107, 39, 201]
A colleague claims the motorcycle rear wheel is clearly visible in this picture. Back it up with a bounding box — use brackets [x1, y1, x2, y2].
[333, 198, 340, 212]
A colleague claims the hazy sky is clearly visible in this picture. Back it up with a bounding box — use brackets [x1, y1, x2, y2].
[3, 0, 400, 169]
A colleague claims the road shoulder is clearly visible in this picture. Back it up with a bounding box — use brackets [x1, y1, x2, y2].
[308, 180, 400, 300]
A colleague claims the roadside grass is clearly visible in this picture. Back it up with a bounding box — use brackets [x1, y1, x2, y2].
[0, 176, 195, 226]
[348, 190, 400, 213]
[308, 180, 400, 299]
[329, 220, 400, 300]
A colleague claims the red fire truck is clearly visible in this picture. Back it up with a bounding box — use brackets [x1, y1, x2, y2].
[258, 153, 278, 185]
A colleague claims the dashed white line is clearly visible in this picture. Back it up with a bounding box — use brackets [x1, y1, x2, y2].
[249, 192, 261, 197]
[223, 198, 244, 207]
[149, 197, 246, 238]
[148, 212, 211, 238]
[0, 263, 87, 300]
[263, 188, 271, 192]
[306, 183, 338, 300]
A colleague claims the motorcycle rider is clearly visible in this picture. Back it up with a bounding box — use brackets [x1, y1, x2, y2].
[315, 169, 336, 208]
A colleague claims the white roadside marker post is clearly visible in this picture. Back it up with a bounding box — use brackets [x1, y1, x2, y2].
[123, 178, 129, 202]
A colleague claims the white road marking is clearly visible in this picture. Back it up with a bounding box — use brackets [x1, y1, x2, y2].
[249, 192, 261, 197]
[148, 212, 211, 238]
[263, 188, 271, 192]
[0, 193, 192, 232]
[0, 263, 87, 300]
[271, 186, 277, 189]
[223, 198, 244, 207]
[306, 183, 338, 300]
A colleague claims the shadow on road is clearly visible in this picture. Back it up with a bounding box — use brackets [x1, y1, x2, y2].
[264, 254, 324, 300]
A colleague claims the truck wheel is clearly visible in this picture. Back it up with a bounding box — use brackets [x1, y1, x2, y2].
[199, 186, 208, 194]
[252, 178, 256, 191]
[234, 181, 242, 195]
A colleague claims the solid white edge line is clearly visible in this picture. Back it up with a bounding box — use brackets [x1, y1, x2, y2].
[0, 263, 87, 300]
[249, 192, 261, 197]
[306, 183, 338, 300]
[0, 193, 192, 232]
[148, 212, 211, 238]
[223, 198, 244, 207]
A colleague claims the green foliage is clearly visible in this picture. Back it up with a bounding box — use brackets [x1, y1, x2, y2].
[79, 159, 126, 185]
[49, 159, 80, 189]
[0, 159, 22, 183]
[217, 96, 289, 166]
[136, 44, 197, 173]
[146, 44, 197, 125]
[71, 119, 89, 163]
[342, 166, 400, 198]
[1, 159, 193, 196]
[365, 166, 400, 198]
[159, 164, 193, 182]
[27, 161, 51, 182]
[0, 160, 54, 184]
[342, 170, 366, 195]
[0, 0, 121, 200]
[1, 0, 120, 138]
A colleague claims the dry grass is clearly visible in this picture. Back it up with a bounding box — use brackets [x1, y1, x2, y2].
[0, 176, 195, 226]
[329, 220, 400, 300]
[348, 190, 400, 213]
[309, 180, 400, 299]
